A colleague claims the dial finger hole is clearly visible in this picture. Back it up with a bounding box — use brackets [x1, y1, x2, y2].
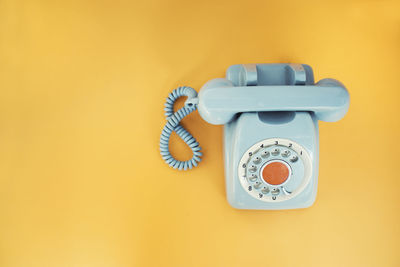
[248, 174, 257, 182]
[261, 150, 270, 158]
[271, 188, 280, 196]
[290, 155, 298, 163]
[252, 156, 261, 164]
[248, 165, 257, 172]
[254, 182, 262, 189]
[271, 148, 280, 156]
[261, 187, 270, 194]
[281, 150, 291, 157]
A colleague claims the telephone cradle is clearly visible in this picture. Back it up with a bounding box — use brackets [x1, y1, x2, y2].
[160, 64, 349, 210]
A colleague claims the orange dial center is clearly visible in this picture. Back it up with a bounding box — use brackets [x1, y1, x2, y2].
[261, 161, 290, 185]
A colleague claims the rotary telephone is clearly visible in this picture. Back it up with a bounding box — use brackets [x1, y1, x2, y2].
[160, 64, 349, 210]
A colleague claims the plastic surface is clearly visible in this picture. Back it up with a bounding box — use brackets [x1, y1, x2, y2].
[197, 63, 348, 209]
[160, 63, 349, 209]
[197, 78, 349, 125]
[159, 86, 202, 170]
[223, 112, 319, 209]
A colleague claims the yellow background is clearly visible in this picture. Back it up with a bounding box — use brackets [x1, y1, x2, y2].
[0, 0, 399, 266]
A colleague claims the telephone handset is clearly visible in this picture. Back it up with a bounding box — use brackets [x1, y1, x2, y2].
[160, 64, 349, 209]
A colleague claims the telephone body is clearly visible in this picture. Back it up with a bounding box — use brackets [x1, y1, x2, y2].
[160, 64, 349, 210]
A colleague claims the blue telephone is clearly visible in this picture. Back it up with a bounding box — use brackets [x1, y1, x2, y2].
[160, 64, 349, 210]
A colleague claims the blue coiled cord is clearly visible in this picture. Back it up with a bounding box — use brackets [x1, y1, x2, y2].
[159, 86, 202, 170]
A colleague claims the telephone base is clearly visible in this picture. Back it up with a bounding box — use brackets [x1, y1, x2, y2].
[223, 111, 319, 210]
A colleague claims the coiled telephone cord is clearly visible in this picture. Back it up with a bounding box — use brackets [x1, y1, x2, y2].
[159, 86, 202, 170]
